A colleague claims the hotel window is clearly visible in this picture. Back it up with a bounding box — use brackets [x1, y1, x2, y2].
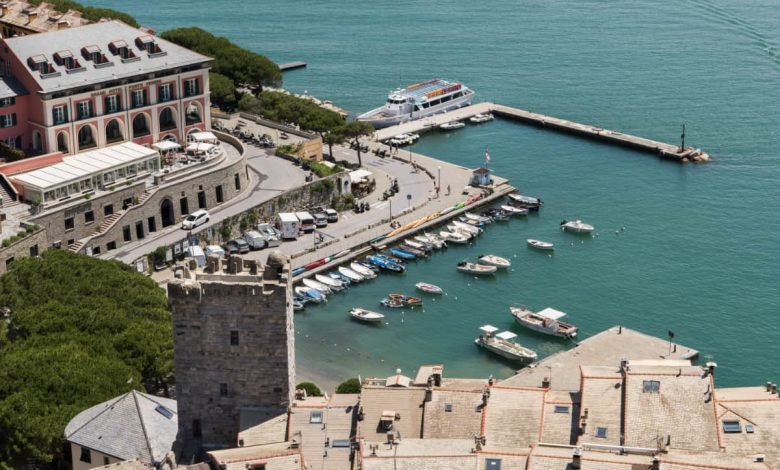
[0, 113, 16, 128]
[158, 83, 172, 102]
[84, 210, 94, 224]
[230, 330, 239, 346]
[219, 383, 228, 397]
[184, 78, 199, 97]
[65, 216, 75, 231]
[104, 95, 119, 113]
[52, 106, 68, 125]
[0, 97, 15, 107]
[76, 101, 92, 120]
[79, 447, 91, 464]
[132, 89, 147, 108]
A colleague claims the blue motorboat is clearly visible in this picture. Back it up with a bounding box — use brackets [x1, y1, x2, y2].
[329, 271, 352, 286]
[375, 253, 406, 265]
[295, 286, 325, 303]
[389, 247, 417, 260]
[366, 255, 405, 273]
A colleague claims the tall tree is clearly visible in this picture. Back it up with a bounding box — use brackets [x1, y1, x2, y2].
[323, 129, 345, 159]
[341, 121, 375, 167]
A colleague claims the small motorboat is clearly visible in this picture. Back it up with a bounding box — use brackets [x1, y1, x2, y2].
[561, 220, 595, 233]
[439, 230, 469, 244]
[439, 121, 466, 131]
[475, 325, 537, 363]
[366, 255, 405, 273]
[339, 266, 365, 282]
[456, 261, 497, 275]
[492, 210, 509, 222]
[349, 308, 385, 323]
[328, 271, 351, 286]
[295, 286, 325, 303]
[388, 293, 423, 306]
[527, 239, 554, 251]
[389, 247, 418, 260]
[351, 262, 377, 279]
[465, 212, 492, 224]
[447, 225, 474, 239]
[478, 254, 511, 269]
[422, 232, 447, 249]
[501, 204, 528, 216]
[315, 274, 345, 291]
[380, 298, 405, 308]
[452, 220, 482, 236]
[415, 282, 443, 295]
[403, 239, 431, 253]
[293, 300, 306, 311]
[469, 113, 494, 124]
[510, 306, 578, 338]
[399, 244, 428, 257]
[507, 193, 542, 211]
[303, 277, 332, 294]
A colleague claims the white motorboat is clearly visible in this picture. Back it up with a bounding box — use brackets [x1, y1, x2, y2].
[350, 262, 378, 279]
[439, 230, 469, 244]
[417, 233, 446, 249]
[465, 212, 492, 224]
[349, 308, 385, 323]
[475, 325, 537, 363]
[447, 224, 474, 240]
[507, 193, 542, 211]
[387, 133, 420, 146]
[561, 220, 595, 233]
[527, 239, 554, 251]
[294, 286, 325, 303]
[451, 220, 481, 236]
[315, 273, 345, 291]
[510, 306, 578, 339]
[478, 254, 511, 269]
[303, 277, 332, 294]
[403, 239, 430, 252]
[439, 121, 466, 131]
[357, 79, 474, 129]
[415, 282, 444, 294]
[456, 261, 497, 275]
[469, 113, 494, 124]
[501, 204, 528, 216]
[339, 266, 364, 283]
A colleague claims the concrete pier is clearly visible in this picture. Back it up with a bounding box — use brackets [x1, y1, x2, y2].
[373, 102, 710, 163]
[278, 61, 307, 71]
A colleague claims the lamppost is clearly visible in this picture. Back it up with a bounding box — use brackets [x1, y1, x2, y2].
[389, 198, 392, 220]
[437, 166, 441, 195]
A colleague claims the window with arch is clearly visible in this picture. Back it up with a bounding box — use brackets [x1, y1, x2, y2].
[56, 132, 68, 153]
[31, 130, 42, 153]
[159, 107, 176, 131]
[132, 114, 150, 137]
[185, 103, 202, 125]
[77, 126, 96, 150]
[105, 119, 123, 143]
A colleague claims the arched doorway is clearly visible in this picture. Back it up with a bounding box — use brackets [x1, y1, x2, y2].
[185, 102, 202, 125]
[77, 125, 96, 150]
[57, 132, 68, 153]
[31, 131, 42, 153]
[105, 119, 123, 143]
[132, 114, 150, 137]
[159, 107, 176, 131]
[160, 199, 174, 228]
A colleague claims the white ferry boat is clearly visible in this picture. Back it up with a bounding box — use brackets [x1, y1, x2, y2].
[357, 79, 475, 129]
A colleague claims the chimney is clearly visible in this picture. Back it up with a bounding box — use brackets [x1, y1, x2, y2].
[571, 447, 582, 469]
[754, 455, 765, 463]
[27, 11, 37, 24]
[652, 456, 661, 470]
[1, 5, 7, 17]
[432, 372, 442, 387]
[771, 384, 778, 395]
[424, 386, 432, 402]
[542, 376, 550, 388]
[620, 357, 629, 373]
[766, 382, 773, 392]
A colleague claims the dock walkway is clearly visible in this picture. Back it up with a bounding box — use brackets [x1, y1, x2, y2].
[373, 102, 710, 163]
[279, 61, 307, 71]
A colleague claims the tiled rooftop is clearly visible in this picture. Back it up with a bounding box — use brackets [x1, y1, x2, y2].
[482, 385, 546, 451]
[578, 366, 623, 446]
[358, 387, 426, 442]
[422, 389, 483, 439]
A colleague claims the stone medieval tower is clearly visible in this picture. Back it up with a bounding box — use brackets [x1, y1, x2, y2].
[168, 252, 295, 450]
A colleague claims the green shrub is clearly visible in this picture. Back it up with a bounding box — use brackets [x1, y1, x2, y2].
[335, 378, 361, 394]
[239, 91, 344, 135]
[296, 382, 323, 397]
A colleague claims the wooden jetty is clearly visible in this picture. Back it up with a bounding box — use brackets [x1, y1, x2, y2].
[278, 61, 307, 71]
[372, 102, 710, 163]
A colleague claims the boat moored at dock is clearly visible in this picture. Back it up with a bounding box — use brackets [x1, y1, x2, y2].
[295, 286, 326, 303]
[510, 306, 578, 338]
[366, 255, 405, 273]
[475, 325, 537, 363]
[469, 113, 494, 124]
[501, 204, 528, 216]
[439, 121, 466, 131]
[388, 293, 423, 307]
[351, 262, 378, 279]
[508, 193, 542, 211]
[357, 79, 474, 129]
[303, 277, 332, 294]
[339, 266, 365, 282]
[315, 273, 345, 291]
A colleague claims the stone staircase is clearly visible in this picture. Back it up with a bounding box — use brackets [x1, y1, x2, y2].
[0, 180, 20, 209]
[97, 212, 123, 232]
[68, 240, 85, 252]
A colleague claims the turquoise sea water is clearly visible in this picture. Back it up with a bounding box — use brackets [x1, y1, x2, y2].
[94, 0, 780, 387]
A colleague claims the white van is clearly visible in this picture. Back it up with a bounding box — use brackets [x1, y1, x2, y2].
[186, 245, 206, 267]
[244, 230, 266, 250]
[277, 213, 300, 240]
[295, 211, 315, 233]
[204, 245, 226, 258]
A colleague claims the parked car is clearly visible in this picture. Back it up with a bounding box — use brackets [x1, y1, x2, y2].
[325, 208, 339, 223]
[224, 238, 250, 255]
[204, 245, 226, 258]
[313, 212, 328, 228]
[244, 230, 267, 250]
[182, 209, 209, 230]
[256, 223, 282, 247]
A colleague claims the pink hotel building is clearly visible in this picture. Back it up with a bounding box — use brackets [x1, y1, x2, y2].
[0, 20, 211, 156]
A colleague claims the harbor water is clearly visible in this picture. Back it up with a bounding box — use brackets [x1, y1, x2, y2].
[93, 0, 780, 387]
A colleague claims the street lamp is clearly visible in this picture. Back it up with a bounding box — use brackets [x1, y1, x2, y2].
[389, 198, 392, 220]
[437, 166, 441, 194]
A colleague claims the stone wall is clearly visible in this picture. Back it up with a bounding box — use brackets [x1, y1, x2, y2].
[0, 227, 47, 274]
[168, 254, 294, 450]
